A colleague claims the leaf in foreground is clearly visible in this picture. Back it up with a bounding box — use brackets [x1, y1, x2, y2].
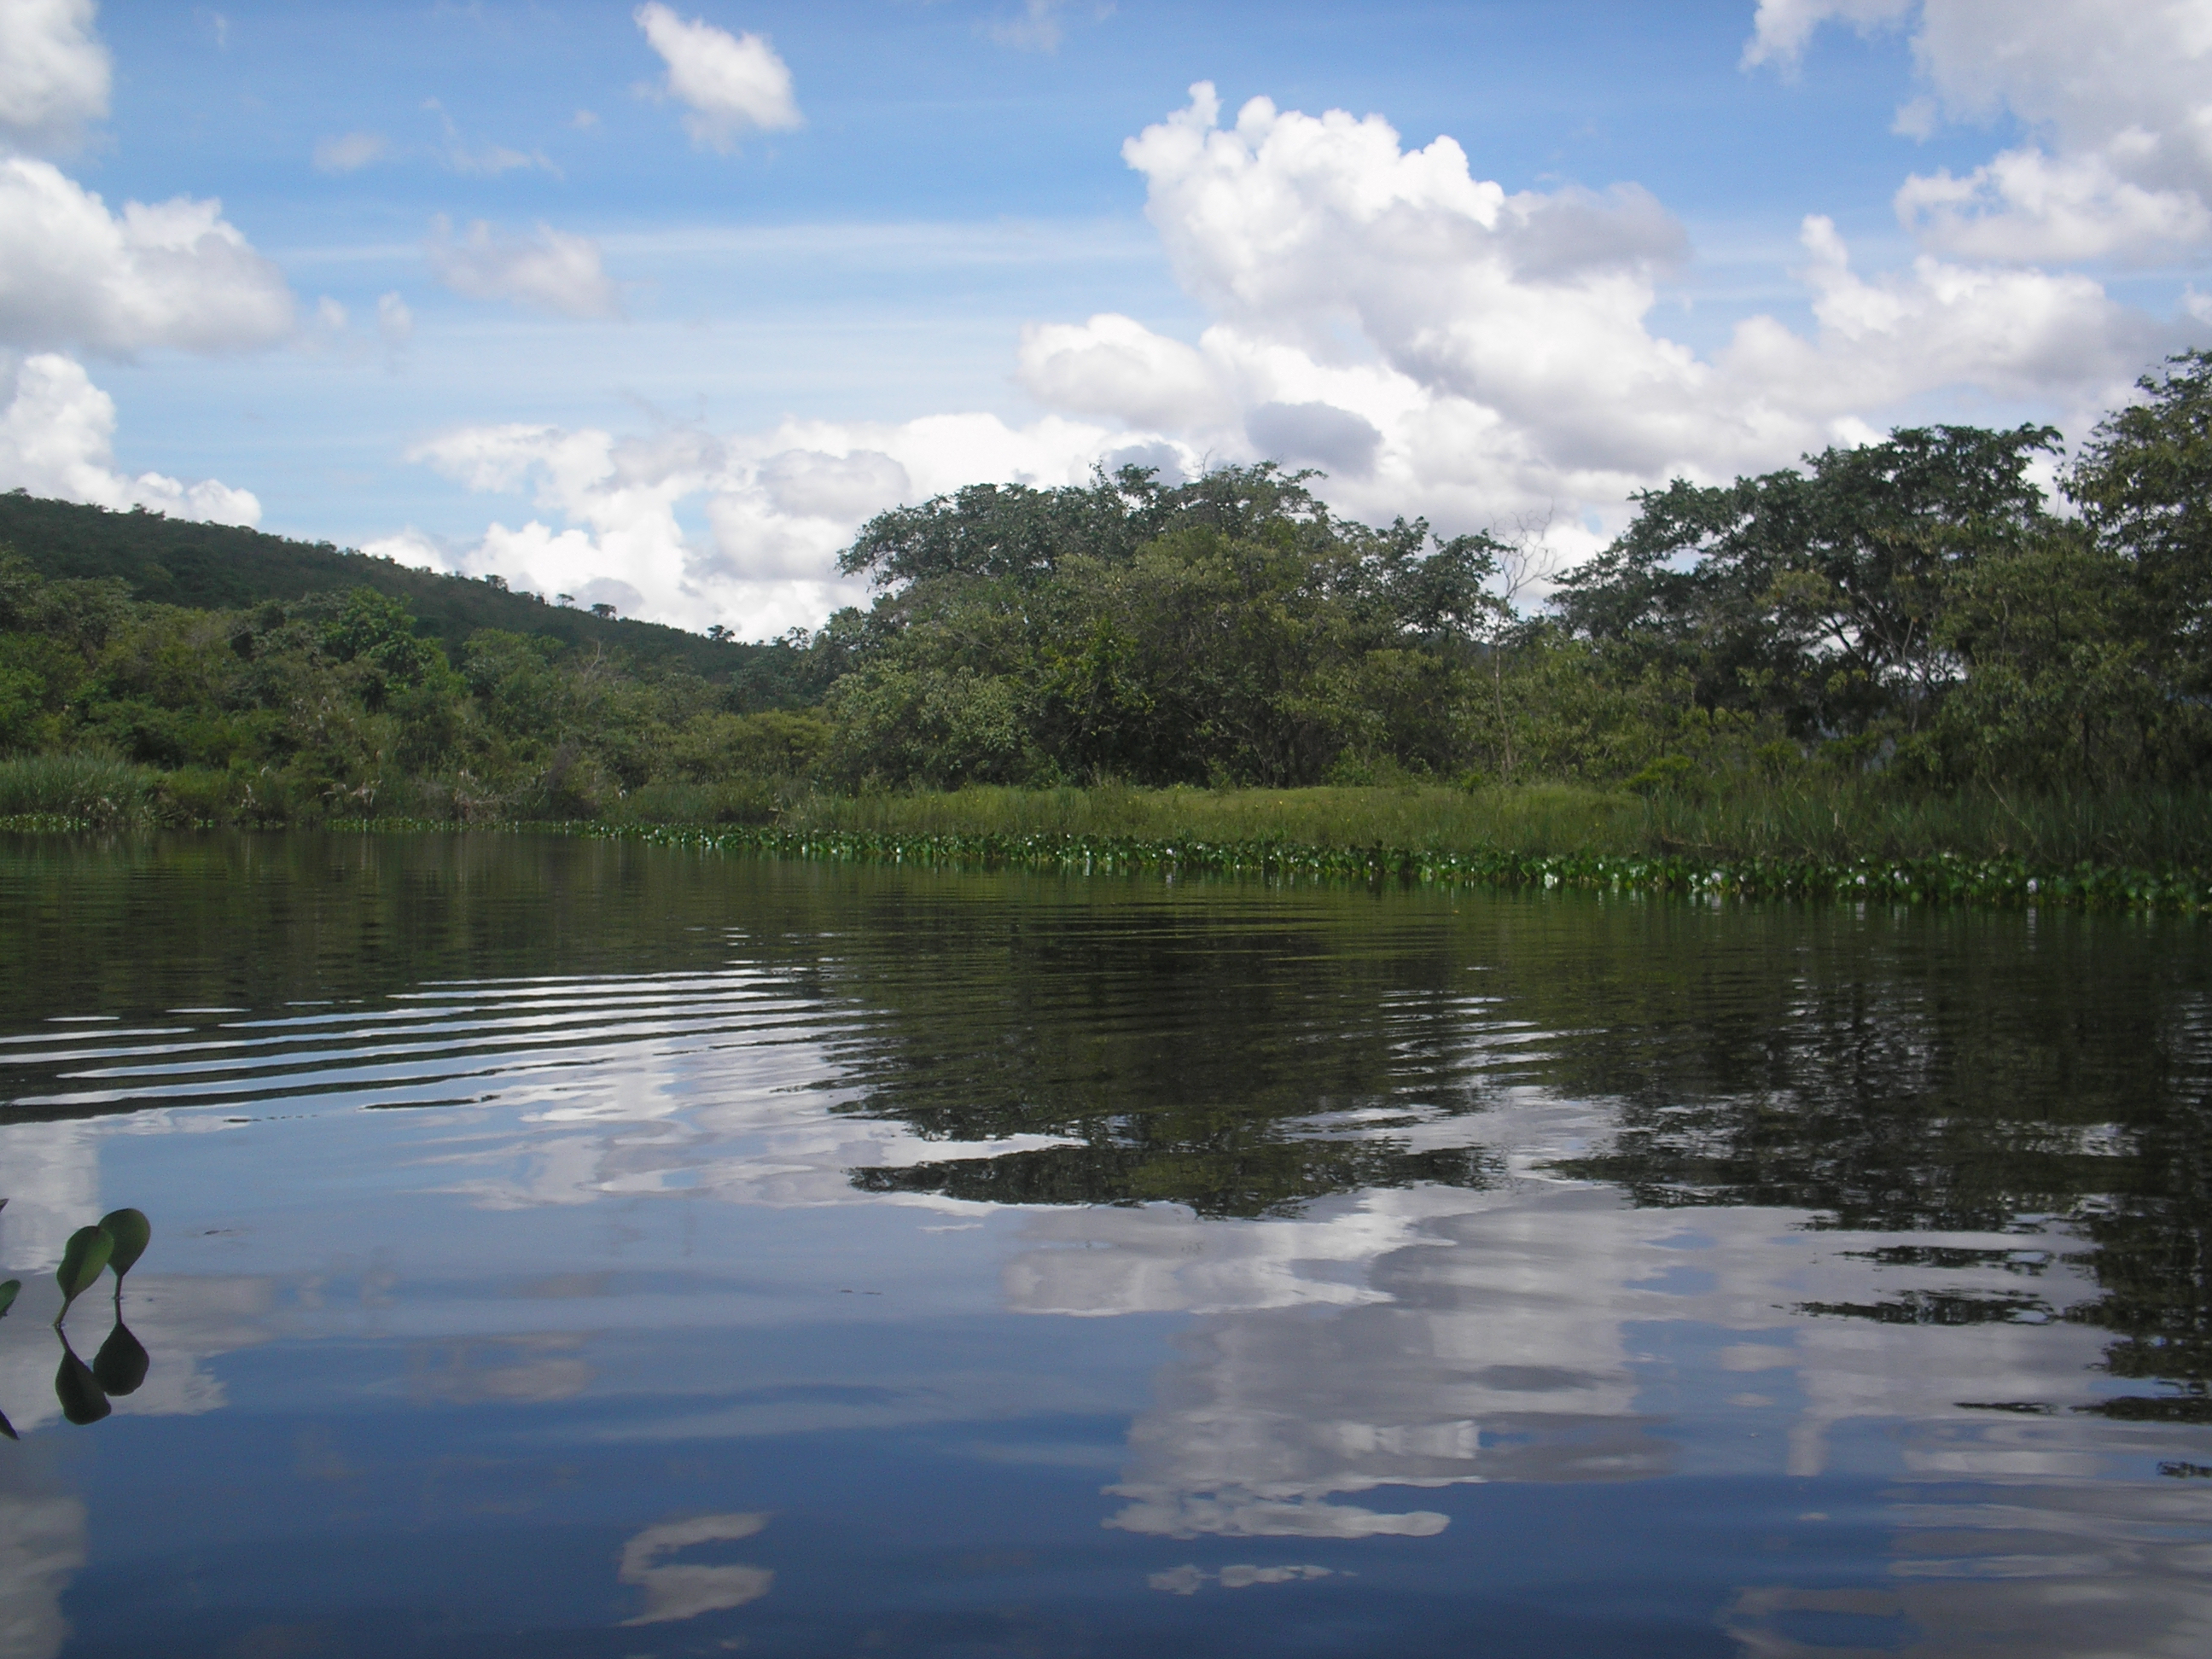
[99, 1209, 151, 1278]
[54, 1226, 112, 1320]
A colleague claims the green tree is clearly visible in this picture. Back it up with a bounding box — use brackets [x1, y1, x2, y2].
[1556, 425, 2062, 750]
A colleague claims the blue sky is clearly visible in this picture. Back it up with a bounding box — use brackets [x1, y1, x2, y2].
[3, 1, 2208, 634]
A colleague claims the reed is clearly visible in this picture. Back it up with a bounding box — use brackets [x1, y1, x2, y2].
[0, 754, 157, 827]
[771, 779, 2212, 870]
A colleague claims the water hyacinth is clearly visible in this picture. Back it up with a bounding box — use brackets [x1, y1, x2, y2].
[13, 809, 2209, 911]
[287, 819, 2212, 916]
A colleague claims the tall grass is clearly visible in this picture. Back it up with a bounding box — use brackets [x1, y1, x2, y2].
[769, 778, 2212, 870]
[1639, 781, 2212, 867]
[778, 781, 1641, 853]
[0, 754, 157, 826]
[13, 754, 2212, 871]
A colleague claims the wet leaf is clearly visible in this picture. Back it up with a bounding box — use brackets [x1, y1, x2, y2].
[0, 1278, 19, 1319]
[92, 1322, 149, 1397]
[0, 1407, 16, 1441]
[100, 1209, 150, 1278]
[55, 1345, 110, 1426]
[55, 1226, 112, 1311]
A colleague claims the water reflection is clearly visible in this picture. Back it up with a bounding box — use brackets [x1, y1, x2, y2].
[1, 833, 2210, 1654]
[617, 1513, 773, 1626]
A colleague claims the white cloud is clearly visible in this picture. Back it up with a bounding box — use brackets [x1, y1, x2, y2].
[1896, 146, 2212, 264]
[375, 290, 413, 348]
[425, 218, 620, 319]
[0, 0, 110, 154]
[396, 78, 2189, 635]
[634, 3, 801, 151]
[0, 158, 295, 353]
[989, 0, 1069, 52]
[380, 409, 1141, 639]
[1089, 84, 2163, 527]
[421, 98, 558, 178]
[0, 352, 260, 523]
[1741, 0, 1912, 69]
[1016, 312, 1233, 428]
[1752, 1, 2212, 265]
[312, 131, 387, 173]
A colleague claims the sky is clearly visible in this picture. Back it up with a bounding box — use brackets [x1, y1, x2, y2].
[2, 0, 2209, 637]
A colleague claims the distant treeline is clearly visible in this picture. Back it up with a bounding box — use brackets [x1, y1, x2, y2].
[3, 350, 2211, 824]
[0, 488, 824, 699]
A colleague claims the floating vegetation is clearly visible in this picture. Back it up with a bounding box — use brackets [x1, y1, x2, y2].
[361, 819, 2212, 916]
[11, 808, 2211, 913]
[0, 1205, 153, 1434]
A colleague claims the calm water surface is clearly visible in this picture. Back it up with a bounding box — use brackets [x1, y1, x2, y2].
[1, 831, 2209, 1656]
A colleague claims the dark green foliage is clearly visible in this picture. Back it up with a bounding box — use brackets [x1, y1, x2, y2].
[53, 1341, 109, 1424]
[0, 551, 838, 826]
[54, 1225, 111, 1318]
[91, 1322, 149, 1396]
[99, 1209, 150, 1278]
[826, 463, 1508, 787]
[520, 818, 2212, 916]
[9, 354, 2212, 814]
[1555, 423, 2063, 748]
[0, 488, 823, 700]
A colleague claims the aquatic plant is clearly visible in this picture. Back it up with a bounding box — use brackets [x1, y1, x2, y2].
[0, 1207, 153, 1432]
[519, 821, 2212, 917]
[53, 1225, 112, 1326]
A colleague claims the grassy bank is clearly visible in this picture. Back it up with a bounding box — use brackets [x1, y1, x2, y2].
[16, 760, 2212, 866]
[10, 768, 2212, 912]
[770, 780, 2212, 870]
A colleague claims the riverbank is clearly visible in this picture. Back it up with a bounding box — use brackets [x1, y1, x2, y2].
[9, 779, 2212, 913]
[12, 760, 2212, 865]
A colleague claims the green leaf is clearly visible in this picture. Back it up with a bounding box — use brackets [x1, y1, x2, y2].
[0, 1278, 19, 1319]
[0, 1406, 16, 1441]
[54, 1344, 109, 1426]
[55, 1225, 113, 1309]
[92, 1322, 149, 1397]
[99, 1208, 150, 1278]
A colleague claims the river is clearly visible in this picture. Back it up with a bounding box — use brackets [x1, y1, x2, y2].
[0, 830, 2206, 1656]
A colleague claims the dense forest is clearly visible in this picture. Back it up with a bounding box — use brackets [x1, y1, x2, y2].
[3, 351, 2210, 828]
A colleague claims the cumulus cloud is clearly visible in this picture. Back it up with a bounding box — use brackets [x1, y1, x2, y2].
[312, 131, 387, 173]
[0, 0, 110, 154]
[1752, 1, 2212, 265]
[1741, 0, 1912, 68]
[395, 74, 2192, 636]
[425, 218, 620, 319]
[375, 410, 1139, 639]
[0, 158, 295, 353]
[1016, 312, 1233, 428]
[634, 3, 801, 151]
[1095, 84, 2163, 516]
[1245, 402, 1382, 477]
[0, 352, 260, 523]
[1896, 146, 2212, 265]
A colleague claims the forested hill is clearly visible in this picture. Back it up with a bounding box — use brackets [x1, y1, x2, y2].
[0, 489, 756, 680]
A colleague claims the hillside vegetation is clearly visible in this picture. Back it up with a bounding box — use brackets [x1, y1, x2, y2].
[0, 489, 818, 697]
[5, 351, 2212, 866]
